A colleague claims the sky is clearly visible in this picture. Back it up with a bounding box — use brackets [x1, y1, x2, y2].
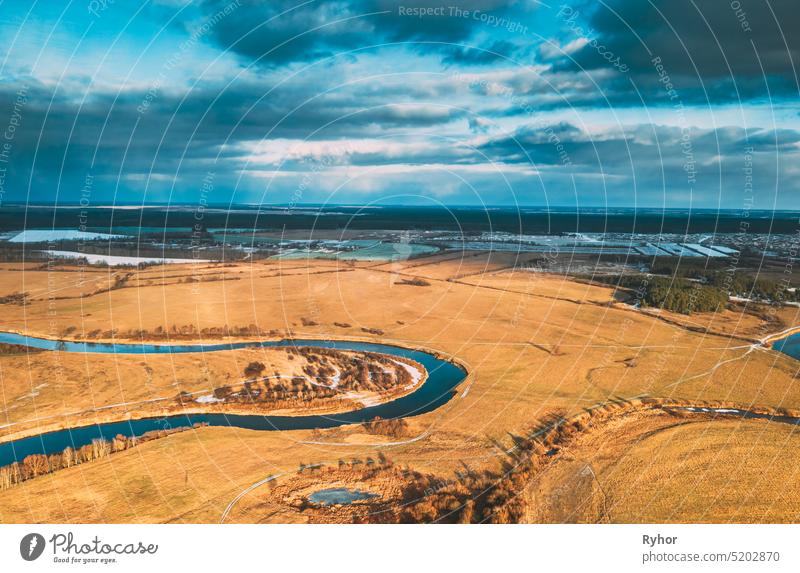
[0, 0, 798, 209]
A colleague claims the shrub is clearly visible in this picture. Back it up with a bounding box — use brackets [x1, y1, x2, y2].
[362, 416, 411, 438]
[244, 361, 266, 378]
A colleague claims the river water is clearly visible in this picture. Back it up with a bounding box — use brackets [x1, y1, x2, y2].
[0, 332, 466, 466]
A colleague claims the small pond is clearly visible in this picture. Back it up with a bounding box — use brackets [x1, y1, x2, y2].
[308, 488, 380, 505]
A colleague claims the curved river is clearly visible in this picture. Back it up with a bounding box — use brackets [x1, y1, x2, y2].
[0, 332, 466, 467]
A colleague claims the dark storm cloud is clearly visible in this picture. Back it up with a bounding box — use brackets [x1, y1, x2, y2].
[477, 122, 659, 173]
[476, 121, 725, 168]
[472, 121, 797, 206]
[549, 0, 800, 103]
[306, 120, 800, 207]
[298, 119, 795, 177]
[3, 70, 795, 207]
[441, 41, 518, 67]
[194, 0, 527, 65]
[0, 77, 464, 201]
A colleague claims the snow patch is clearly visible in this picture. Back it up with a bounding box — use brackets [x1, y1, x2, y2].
[393, 359, 424, 389]
[7, 230, 125, 243]
[42, 250, 211, 266]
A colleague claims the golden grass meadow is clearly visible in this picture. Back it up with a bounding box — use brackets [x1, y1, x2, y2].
[1, 253, 799, 523]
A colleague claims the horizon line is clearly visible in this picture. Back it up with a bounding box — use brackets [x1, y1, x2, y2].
[5, 203, 800, 213]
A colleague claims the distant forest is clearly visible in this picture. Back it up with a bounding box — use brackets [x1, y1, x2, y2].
[598, 261, 798, 314]
[3, 205, 798, 234]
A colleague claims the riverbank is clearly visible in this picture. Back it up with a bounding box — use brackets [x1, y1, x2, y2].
[0, 375, 423, 445]
[0, 334, 464, 469]
[0, 331, 459, 439]
[760, 324, 800, 346]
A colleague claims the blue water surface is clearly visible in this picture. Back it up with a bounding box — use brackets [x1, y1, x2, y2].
[308, 488, 380, 505]
[772, 332, 800, 361]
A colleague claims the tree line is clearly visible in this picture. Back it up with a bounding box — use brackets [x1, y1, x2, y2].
[0, 424, 202, 490]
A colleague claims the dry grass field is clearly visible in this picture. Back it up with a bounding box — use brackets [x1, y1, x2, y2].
[525, 409, 800, 523]
[0, 252, 798, 523]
